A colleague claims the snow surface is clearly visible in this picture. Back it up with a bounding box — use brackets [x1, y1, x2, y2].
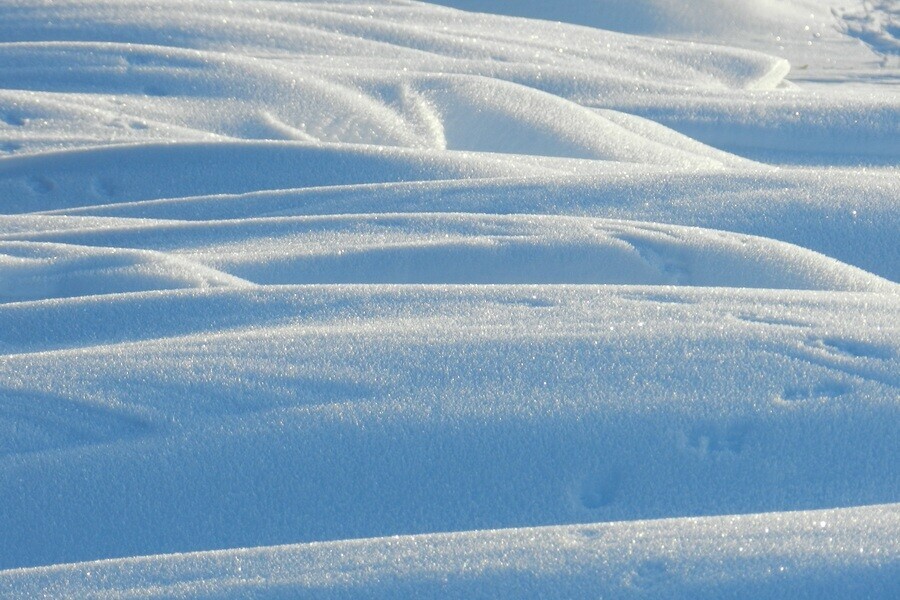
[0, 0, 898, 597]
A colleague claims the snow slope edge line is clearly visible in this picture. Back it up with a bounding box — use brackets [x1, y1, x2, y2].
[1, 503, 896, 597]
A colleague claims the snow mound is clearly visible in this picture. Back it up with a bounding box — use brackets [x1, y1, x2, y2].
[4, 503, 897, 598]
[3, 214, 892, 291]
[0, 287, 897, 570]
[0, 241, 249, 303]
[1, 0, 898, 596]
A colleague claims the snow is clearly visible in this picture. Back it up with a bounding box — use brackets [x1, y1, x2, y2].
[0, 0, 898, 597]
[4, 504, 899, 598]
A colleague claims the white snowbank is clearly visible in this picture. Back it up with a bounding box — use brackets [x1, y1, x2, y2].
[0, 0, 898, 597]
[2, 214, 894, 291]
[1, 286, 897, 570]
[3, 503, 897, 598]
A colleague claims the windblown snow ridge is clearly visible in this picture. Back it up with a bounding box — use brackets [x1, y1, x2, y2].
[3, 503, 898, 599]
[0, 0, 898, 597]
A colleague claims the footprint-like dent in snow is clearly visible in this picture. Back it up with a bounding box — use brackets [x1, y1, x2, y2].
[625, 559, 671, 591]
[579, 469, 621, 509]
[92, 177, 120, 198]
[0, 142, 21, 154]
[835, 0, 900, 58]
[0, 113, 27, 127]
[109, 118, 150, 132]
[25, 175, 56, 194]
[576, 527, 604, 540]
[780, 381, 852, 403]
[682, 421, 750, 457]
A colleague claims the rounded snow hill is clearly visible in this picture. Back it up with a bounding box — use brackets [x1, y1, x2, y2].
[427, 0, 888, 70]
[0, 241, 250, 303]
[3, 503, 897, 598]
[0, 0, 898, 595]
[0, 286, 897, 569]
[4, 213, 894, 293]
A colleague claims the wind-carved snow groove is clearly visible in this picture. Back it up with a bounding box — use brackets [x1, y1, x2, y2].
[252, 111, 321, 143]
[768, 333, 899, 393]
[611, 232, 690, 285]
[732, 313, 811, 329]
[396, 83, 447, 150]
[0, 390, 153, 456]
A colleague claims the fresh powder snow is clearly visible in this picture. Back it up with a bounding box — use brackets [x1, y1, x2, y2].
[0, 0, 898, 597]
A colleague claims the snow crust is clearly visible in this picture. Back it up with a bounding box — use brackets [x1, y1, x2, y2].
[0, 0, 898, 597]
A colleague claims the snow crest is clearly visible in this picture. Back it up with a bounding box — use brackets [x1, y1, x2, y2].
[0, 0, 898, 597]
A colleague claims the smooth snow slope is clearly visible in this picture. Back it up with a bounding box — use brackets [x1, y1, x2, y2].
[0, 0, 898, 597]
[3, 504, 899, 599]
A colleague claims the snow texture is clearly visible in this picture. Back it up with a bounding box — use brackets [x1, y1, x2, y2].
[0, 0, 898, 597]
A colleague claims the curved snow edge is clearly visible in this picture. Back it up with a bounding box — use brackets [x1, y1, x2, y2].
[746, 57, 791, 90]
[2, 503, 897, 598]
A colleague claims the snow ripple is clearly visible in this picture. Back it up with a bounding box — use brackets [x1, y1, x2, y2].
[0, 0, 898, 597]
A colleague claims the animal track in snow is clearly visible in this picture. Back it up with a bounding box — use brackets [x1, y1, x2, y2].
[578, 469, 621, 509]
[682, 421, 750, 457]
[25, 175, 55, 194]
[92, 177, 120, 199]
[779, 381, 851, 403]
[835, 0, 900, 59]
[625, 559, 671, 591]
[576, 527, 604, 540]
[605, 227, 693, 284]
[0, 113, 26, 127]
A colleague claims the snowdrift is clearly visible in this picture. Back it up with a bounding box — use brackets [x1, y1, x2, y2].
[1, 0, 898, 597]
